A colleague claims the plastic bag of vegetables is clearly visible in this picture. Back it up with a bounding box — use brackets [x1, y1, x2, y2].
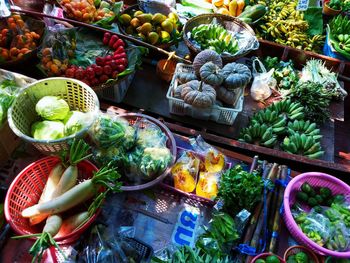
[90, 113, 126, 149]
[134, 119, 168, 148]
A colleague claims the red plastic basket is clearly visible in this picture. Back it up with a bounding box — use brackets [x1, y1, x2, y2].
[252, 252, 285, 263]
[283, 172, 350, 258]
[4, 156, 99, 244]
[284, 245, 319, 263]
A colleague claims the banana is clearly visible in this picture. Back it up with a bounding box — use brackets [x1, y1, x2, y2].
[304, 136, 314, 150]
[244, 133, 253, 143]
[289, 112, 304, 120]
[262, 137, 277, 148]
[300, 133, 307, 149]
[304, 142, 321, 155]
[288, 142, 298, 153]
[306, 151, 324, 159]
[262, 128, 271, 141]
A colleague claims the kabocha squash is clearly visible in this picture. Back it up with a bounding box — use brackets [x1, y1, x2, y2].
[221, 62, 251, 90]
[181, 80, 216, 108]
[173, 83, 185, 98]
[217, 86, 239, 105]
[199, 62, 224, 86]
[193, 50, 223, 77]
[176, 72, 197, 84]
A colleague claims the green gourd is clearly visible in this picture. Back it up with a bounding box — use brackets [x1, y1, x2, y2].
[180, 80, 216, 108]
[193, 50, 223, 77]
[221, 62, 251, 90]
[199, 62, 224, 86]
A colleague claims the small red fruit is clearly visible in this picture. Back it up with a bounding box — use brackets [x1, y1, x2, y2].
[99, 74, 109, 83]
[105, 55, 113, 61]
[103, 32, 111, 45]
[85, 67, 95, 79]
[116, 64, 126, 72]
[103, 65, 112, 75]
[110, 60, 118, 70]
[94, 65, 103, 75]
[114, 46, 124, 55]
[75, 68, 84, 79]
[65, 67, 75, 78]
[108, 35, 119, 48]
[90, 78, 99, 86]
[95, 56, 104, 66]
[113, 52, 127, 60]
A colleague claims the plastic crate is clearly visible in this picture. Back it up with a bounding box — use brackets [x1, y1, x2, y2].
[166, 63, 244, 125]
[96, 72, 135, 103]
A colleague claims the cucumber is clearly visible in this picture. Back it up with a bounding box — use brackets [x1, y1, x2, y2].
[238, 4, 267, 21]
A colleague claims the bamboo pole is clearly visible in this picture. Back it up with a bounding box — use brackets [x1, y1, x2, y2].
[9, 7, 192, 64]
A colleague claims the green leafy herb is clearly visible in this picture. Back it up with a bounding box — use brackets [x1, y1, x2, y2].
[290, 81, 332, 123]
[217, 165, 264, 216]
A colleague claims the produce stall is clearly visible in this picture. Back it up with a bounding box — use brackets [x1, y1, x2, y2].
[0, 0, 350, 262]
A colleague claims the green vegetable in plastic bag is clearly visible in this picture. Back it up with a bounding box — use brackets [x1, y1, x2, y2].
[64, 111, 92, 136]
[139, 147, 172, 178]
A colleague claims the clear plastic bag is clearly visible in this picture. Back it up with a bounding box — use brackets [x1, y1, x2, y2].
[171, 151, 200, 193]
[195, 172, 219, 199]
[189, 135, 226, 174]
[250, 57, 276, 101]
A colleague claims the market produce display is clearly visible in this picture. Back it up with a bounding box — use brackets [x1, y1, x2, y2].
[90, 114, 173, 183]
[10, 140, 121, 262]
[0, 79, 21, 126]
[173, 50, 250, 108]
[328, 15, 350, 60]
[118, 8, 182, 46]
[0, 13, 43, 63]
[292, 182, 350, 252]
[239, 99, 325, 159]
[58, 0, 120, 24]
[190, 24, 239, 54]
[255, 0, 324, 52]
[286, 251, 315, 263]
[37, 27, 145, 90]
[30, 96, 92, 140]
[254, 254, 283, 263]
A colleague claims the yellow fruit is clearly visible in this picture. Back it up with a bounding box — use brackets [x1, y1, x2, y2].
[147, 31, 159, 45]
[137, 33, 146, 41]
[217, 7, 230, 15]
[160, 30, 171, 43]
[168, 12, 179, 23]
[161, 19, 173, 34]
[155, 26, 162, 34]
[152, 13, 167, 24]
[119, 14, 132, 25]
[174, 170, 196, 193]
[130, 17, 140, 28]
[204, 150, 225, 173]
[196, 173, 218, 199]
[133, 10, 143, 17]
[136, 13, 152, 24]
[137, 22, 152, 35]
[212, 0, 224, 7]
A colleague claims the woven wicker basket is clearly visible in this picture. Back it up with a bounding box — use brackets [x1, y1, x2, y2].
[8, 77, 100, 154]
[183, 14, 259, 63]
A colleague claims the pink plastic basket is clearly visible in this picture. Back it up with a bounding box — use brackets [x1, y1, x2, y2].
[283, 172, 350, 258]
[252, 252, 285, 263]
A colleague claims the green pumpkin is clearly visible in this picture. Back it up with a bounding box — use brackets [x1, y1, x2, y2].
[180, 80, 216, 108]
[199, 62, 224, 86]
[221, 62, 251, 90]
[193, 50, 223, 77]
[176, 72, 197, 84]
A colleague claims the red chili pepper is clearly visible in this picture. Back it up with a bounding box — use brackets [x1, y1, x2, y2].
[113, 39, 125, 49]
[108, 35, 119, 48]
[114, 46, 125, 55]
[103, 33, 111, 45]
[113, 52, 127, 59]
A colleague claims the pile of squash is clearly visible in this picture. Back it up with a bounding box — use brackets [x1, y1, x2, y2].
[173, 50, 251, 108]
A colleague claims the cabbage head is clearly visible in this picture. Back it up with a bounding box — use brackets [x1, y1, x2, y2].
[64, 111, 92, 136]
[31, 120, 65, 140]
[35, 96, 70, 121]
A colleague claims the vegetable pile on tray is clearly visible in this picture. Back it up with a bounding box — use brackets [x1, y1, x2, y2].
[30, 95, 92, 140]
[118, 8, 182, 46]
[255, 0, 324, 53]
[58, 0, 121, 24]
[328, 15, 350, 60]
[38, 28, 145, 87]
[0, 13, 43, 63]
[90, 113, 172, 184]
[292, 182, 350, 251]
[16, 140, 121, 262]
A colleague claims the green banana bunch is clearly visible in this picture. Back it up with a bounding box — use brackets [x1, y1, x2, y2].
[281, 133, 324, 159]
[329, 15, 350, 56]
[239, 123, 277, 148]
[287, 120, 322, 141]
[251, 108, 287, 134]
[269, 99, 305, 120]
[190, 24, 239, 55]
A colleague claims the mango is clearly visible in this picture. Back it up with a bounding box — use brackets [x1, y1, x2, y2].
[119, 14, 132, 25]
[133, 10, 143, 17]
[136, 13, 152, 24]
[160, 31, 171, 43]
[152, 13, 167, 24]
[147, 32, 159, 45]
[168, 12, 179, 23]
[137, 22, 152, 35]
[130, 17, 140, 28]
[161, 19, 173, 34]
